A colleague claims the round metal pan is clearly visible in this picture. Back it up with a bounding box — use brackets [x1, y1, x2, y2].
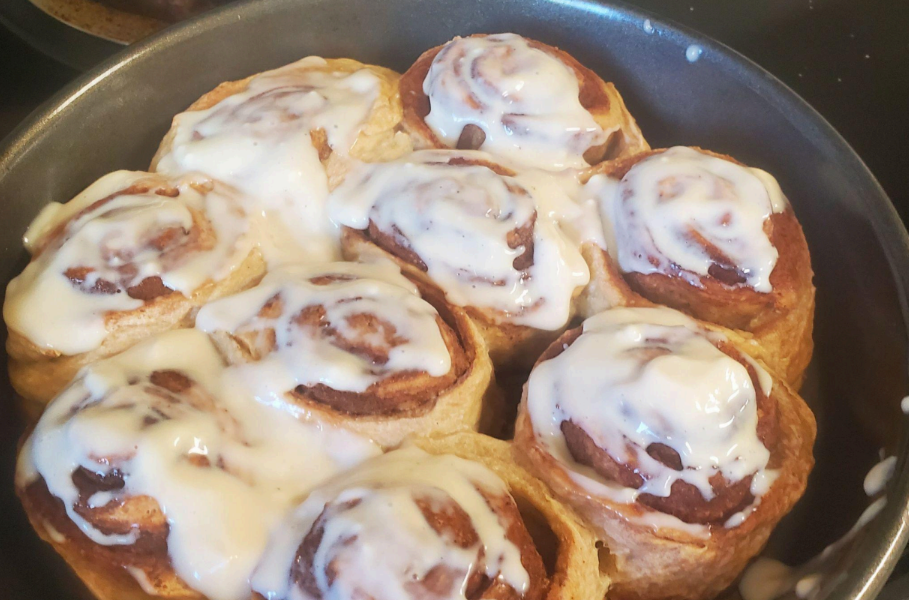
[0, 0, 907, 598]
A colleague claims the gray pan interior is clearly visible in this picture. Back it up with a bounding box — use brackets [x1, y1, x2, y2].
[0, 0, 908, 598]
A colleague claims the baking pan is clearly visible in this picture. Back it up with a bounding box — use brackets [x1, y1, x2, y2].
[0, 0, 907, 598]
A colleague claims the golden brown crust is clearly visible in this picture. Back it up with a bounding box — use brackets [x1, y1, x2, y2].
[150, 58, 413, 187]
[399, 34, 649, 164]
[413, 433, 611, 600]
[513, 322, 816, 600]
[207, 269, 500, 449]
[579, 147, 815, 388]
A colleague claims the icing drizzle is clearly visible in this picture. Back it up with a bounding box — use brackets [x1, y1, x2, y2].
[195, 260, 452, 398]
[155, 56, 383, 265]
[17, 329, 380, 600]
[423, 34, 606, 170]
[595, 147, 788, 292]
[526, 307, 773, 526]
[329, 149, 589, 330]
[251, 445, 531, 600]
[4, 171, 254, 354]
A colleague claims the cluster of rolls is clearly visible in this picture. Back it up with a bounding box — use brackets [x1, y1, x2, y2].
[6, 32, 817, 600]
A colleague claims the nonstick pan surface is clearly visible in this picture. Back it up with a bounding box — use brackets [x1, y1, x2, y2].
[0, 1, 908, 599]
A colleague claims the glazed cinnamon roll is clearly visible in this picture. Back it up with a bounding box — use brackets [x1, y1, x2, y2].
[513, 306, 816, 600]
[16, 328, 380, 600]
[194, 260, 497, 447]
[152, 56, 412, 265]
[251, 432, 609, 600]
[4, 170, 264, 414]
[399, 33, 649, 171]
[329, 149, 591, 368]
[581, 147, 815, 387]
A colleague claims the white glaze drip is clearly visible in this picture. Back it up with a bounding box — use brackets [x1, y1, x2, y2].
[526, 306, 772, 521]
[864, 455, 896, 497]
[423, 33, 606, 171]
[155, 56, 382, 265]
[740, 454, 898, 600]
[596, 146, 788, 292]
[251, 446, 530, 600]
[195, 260, 452, 397]
[4, 171, 254, 355]
[329, 149, 589, 330]
[18, 329, 380, 600]
[685, 45, 703, 63]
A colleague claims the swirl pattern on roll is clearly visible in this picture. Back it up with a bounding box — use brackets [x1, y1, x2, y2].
[195, 261, 468, 418]
[153, 57, 409, 265]
[523, 306, 778, 527]
[421, 33, 607, 170]
[4, 171, 255, 355]
[17, 329, 379, 600]
[251, 446, 548, 600]
[329, 150, 589, 332]
[598, 146, 788, 293]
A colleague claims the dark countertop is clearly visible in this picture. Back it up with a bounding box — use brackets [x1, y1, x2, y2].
[2, 0, 907, 225]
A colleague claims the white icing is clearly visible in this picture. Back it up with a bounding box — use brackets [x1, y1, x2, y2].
[126, 566, 160, 596]
[4, 171, 254, 355]
[864, 455, 896, 497]
[423, 33, 606, 171]
[42, 521, 66, 544]
[598, 146, 788, 293]
[740, 453, 898, 600]
[329, 149, 590, 330]
[18, 329, 379, 600]
[739, 558, 795, 600]
[685, 44, 703, 63]
[643, 19, 655, 34]
[195, 261, 451, 397]
[795, 574, 822, 599]
[526, 306, 772, 524]
[251, 446, 529, 600]
[155, 56, 382, 266]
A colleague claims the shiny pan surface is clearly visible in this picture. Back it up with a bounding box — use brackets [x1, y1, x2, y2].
[0, 0, 907, 598]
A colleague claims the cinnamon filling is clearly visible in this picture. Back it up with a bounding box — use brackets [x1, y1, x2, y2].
[400, 34, 619, 164]
[58, 192, 215, 302]
[291, 490, 547, 600]
[548, 328, 779, 525]
[226, 275, 471, 417]
[365, 155, 537, 281]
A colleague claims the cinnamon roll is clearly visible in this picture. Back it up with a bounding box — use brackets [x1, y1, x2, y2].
[194, 260, 497, 447]
[152, 56, 412, 265]
[4, 170, 264, 414]
[399, 33, 649, 171]
[16, 328, 381, 600]
[513, 306, 816, 600]
[251, 432, 609, 600]
[329, 149, 591, 368]
[581, 146, 815, 387]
